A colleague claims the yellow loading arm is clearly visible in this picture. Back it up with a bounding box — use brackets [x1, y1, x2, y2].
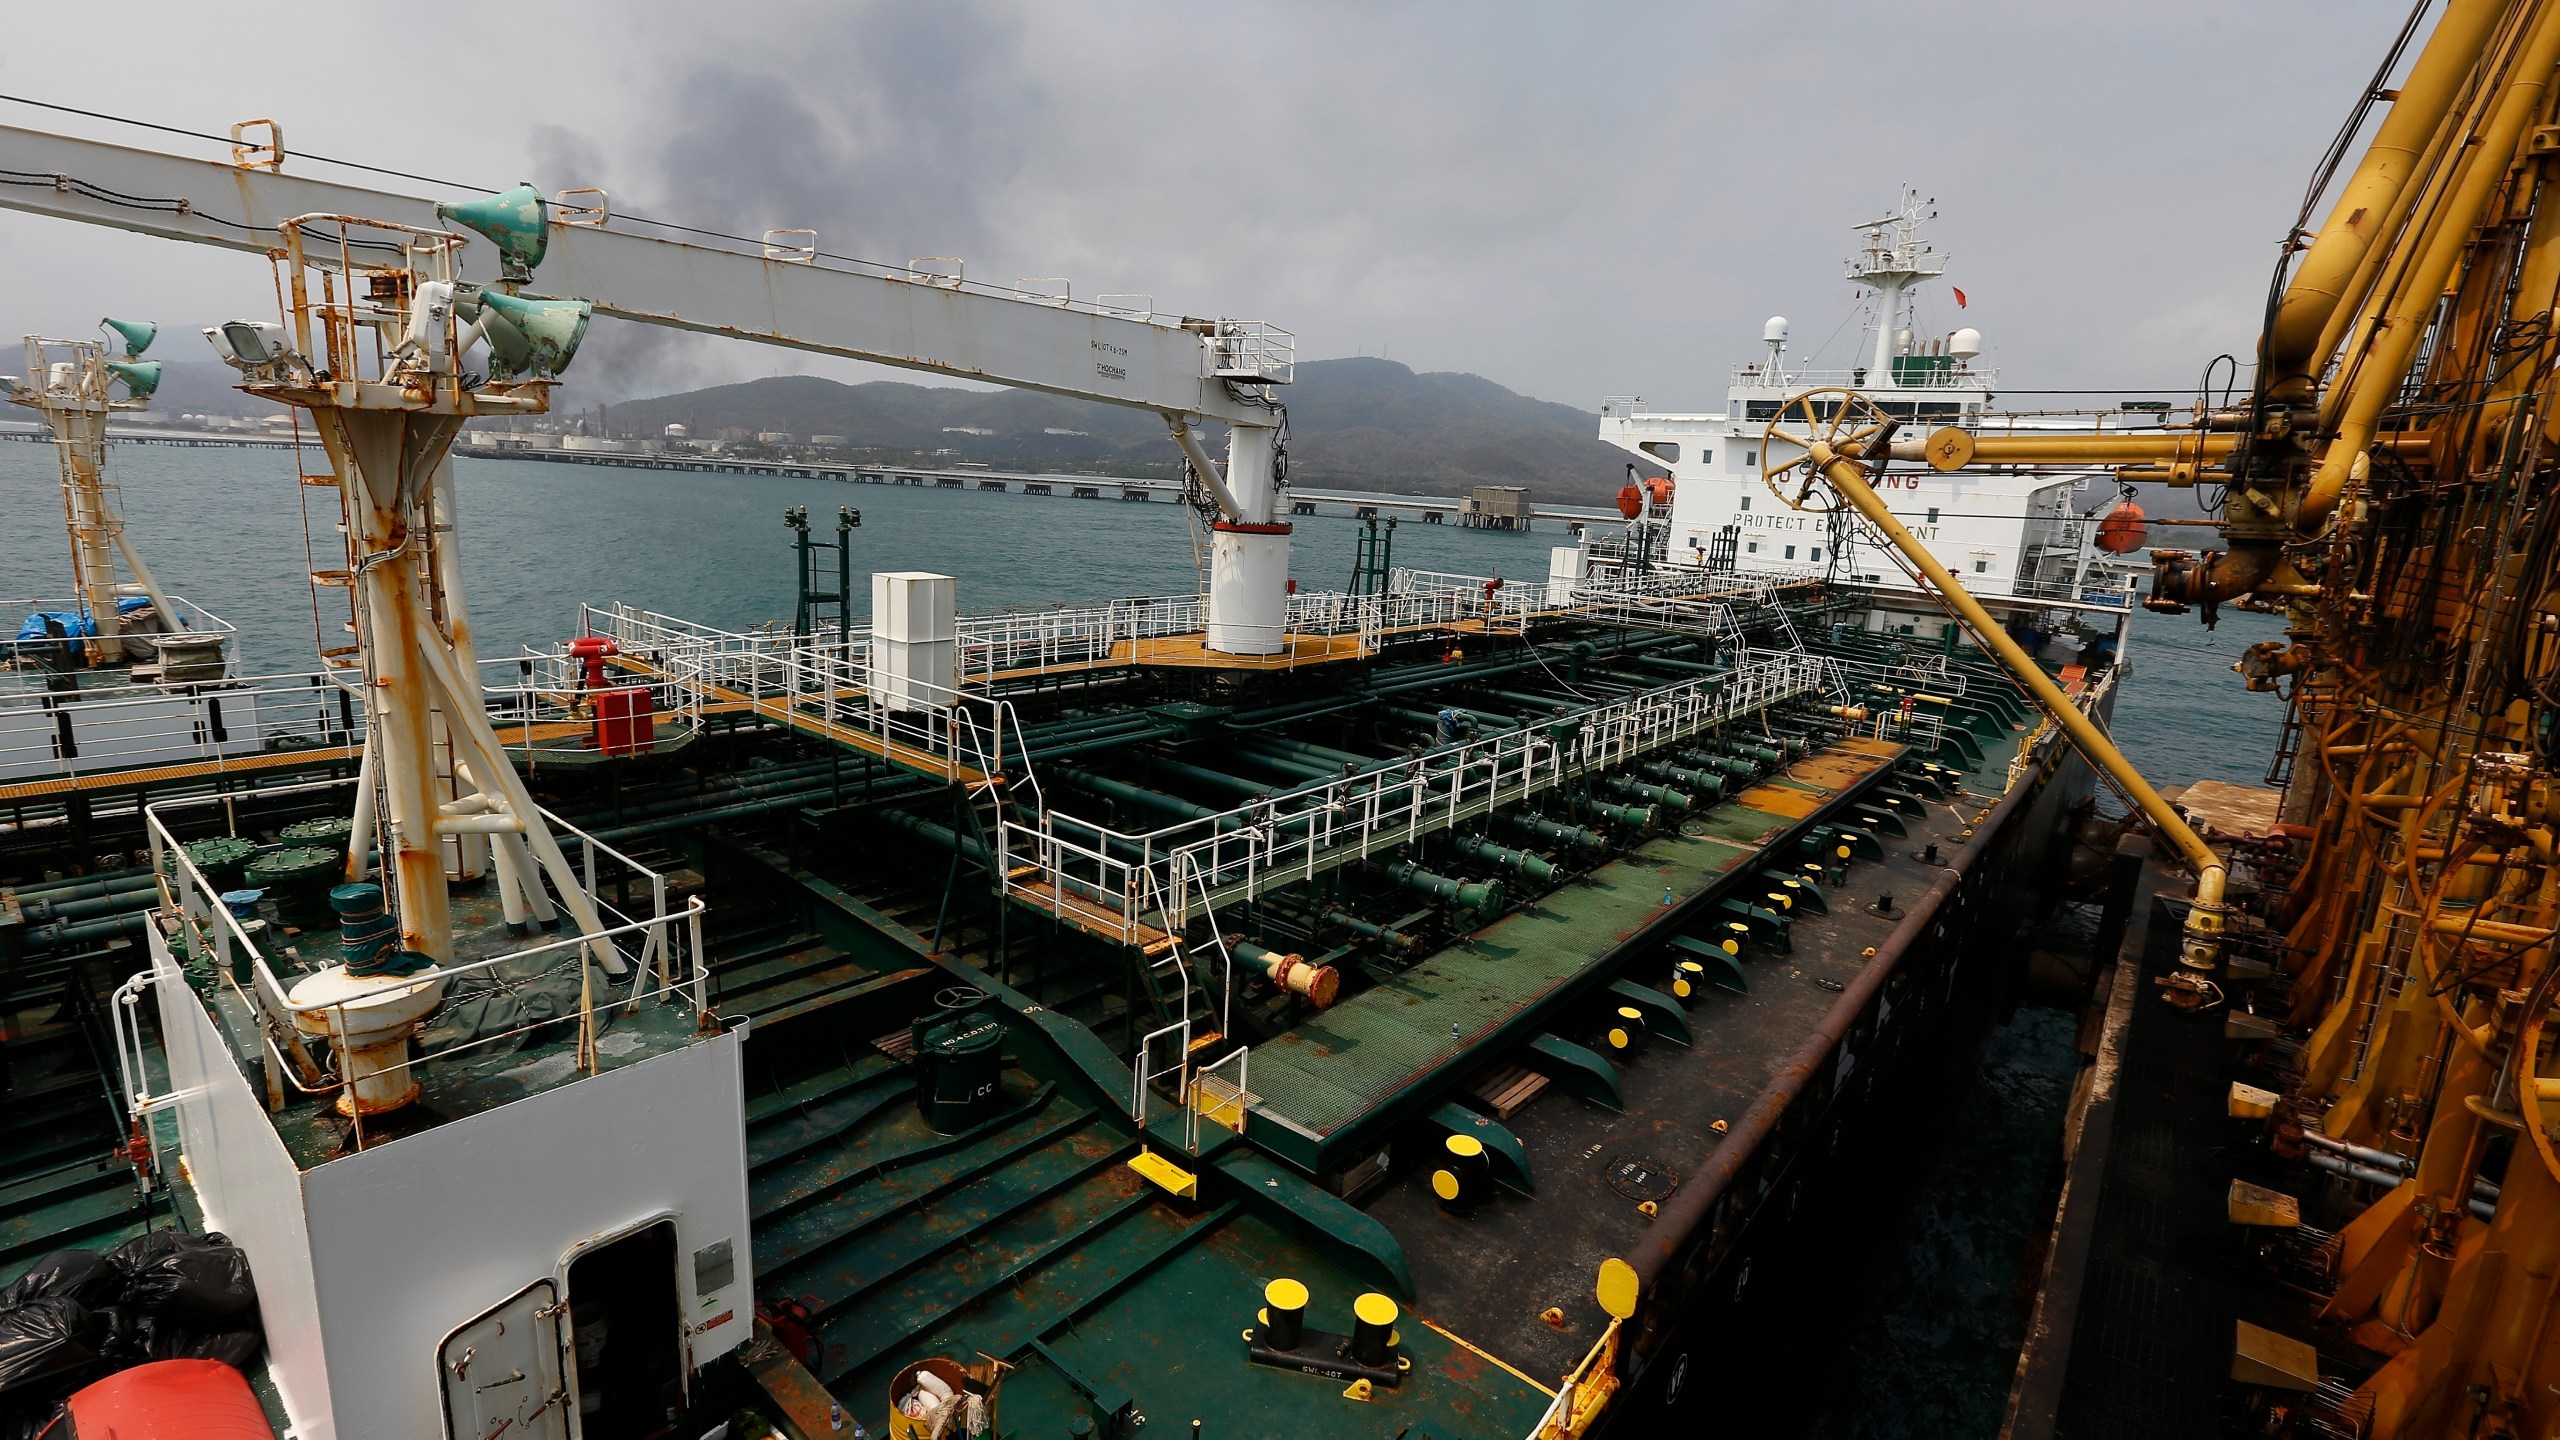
[1760, 390, 2227, 970]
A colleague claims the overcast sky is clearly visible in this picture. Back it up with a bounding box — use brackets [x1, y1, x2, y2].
[0, 1, 2414, 410]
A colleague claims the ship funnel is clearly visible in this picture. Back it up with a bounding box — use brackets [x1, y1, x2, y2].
[105, 359, 161, 399]
[1949, 327, 1982, 361]
[99, 317, 156, 357]
[437, 183, 550, 281]
[473, 289, 592, 380]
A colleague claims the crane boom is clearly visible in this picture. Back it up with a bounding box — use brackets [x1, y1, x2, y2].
[1, 117, 1306, 656]
[0, 122, 1283, 427]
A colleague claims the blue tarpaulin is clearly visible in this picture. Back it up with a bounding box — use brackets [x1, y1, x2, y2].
[14, 596, 167, 643]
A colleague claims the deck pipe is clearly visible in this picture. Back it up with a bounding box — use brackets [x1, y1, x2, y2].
[23, 909, 152, 953]
[1636, 761, 1726, 800]
[1051, 766, 1240, 828]
[1231, 938, 1341, 1006]
[1572, 794, 1656, 830]
[1321, 907, 1421, 952]
[587, 775, 934, 846]
[7, 868, 160, 904]
[1384, 860, 1504, 915]
[878, 807, 994, 867]
[1600, 774, 1692, 813]
[1495, 810, 1613, 852]
[1676, 749, 1761, 781]
[15, 887, 163, 926]
[1448, 833, 1558, 884]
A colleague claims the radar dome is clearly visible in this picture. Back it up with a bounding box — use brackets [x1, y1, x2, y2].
[1949, 327, 1983, 360]
[1763, 316, 1790, 343]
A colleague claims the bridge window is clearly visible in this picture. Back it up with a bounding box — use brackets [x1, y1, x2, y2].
[1926, 507, 1939, 523]
[1747, 542, 1760, 554]
[1701, 449, 1713, 466]
[1740, 496, 1750, 511]
[1784, 545, 1796, 560]
[1810, 547, 1822, 562]
[1973, 559, 1989, 573]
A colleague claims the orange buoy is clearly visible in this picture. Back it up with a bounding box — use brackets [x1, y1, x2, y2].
[1616, 484, 1644, 519]
[2095, 499, 2148, 553]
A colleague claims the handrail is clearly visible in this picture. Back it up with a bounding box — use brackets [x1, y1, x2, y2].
[1000, 649, 1829, 942]
[143, 776, 707, 1142]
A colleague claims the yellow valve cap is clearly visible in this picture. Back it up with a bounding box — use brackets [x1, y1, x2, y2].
[1835, 844, 1852, 859]
[1607, 1028, 1631, 1049]
[1596, 1257, 1640, 1320]
[1722, 939, 1741, 956]
[1711, 1118, 1729, 1133]
[1265, 1278, 1309, 1312]
[1672, 978, 1693, 997]
[1354, 1293, 1399, 1328]
[1767, 892, 1792, 910]
[1638, 1199, 1658, 1216]
[1432, 1169, 1461, 1201]
[1617, 1006, 1643, 1022]
[1445, 1132, 1486, 1159]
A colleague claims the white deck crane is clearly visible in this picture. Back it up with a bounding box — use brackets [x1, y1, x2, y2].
[0, 117, 1297, 982]
[6, 320, 186, 666]
[0, 123, 1298, 644]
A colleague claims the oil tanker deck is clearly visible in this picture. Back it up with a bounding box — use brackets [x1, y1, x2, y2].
[0, 122, 2130, 1440]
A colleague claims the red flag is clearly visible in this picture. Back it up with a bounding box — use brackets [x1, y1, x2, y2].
[1953, 286, 1969, 308]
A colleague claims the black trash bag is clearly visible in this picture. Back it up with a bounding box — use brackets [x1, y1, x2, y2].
[0, 1252, 120, 1313]
[0, 1297, 105, 1399]
[105, 1232, 256, 1326]
[100, 1308, 262, 1373]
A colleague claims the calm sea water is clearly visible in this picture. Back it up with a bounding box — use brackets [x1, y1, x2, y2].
[0, 438, 2288, 1435]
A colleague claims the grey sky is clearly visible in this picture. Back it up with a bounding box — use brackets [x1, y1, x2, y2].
[1, 2, 2411, 410]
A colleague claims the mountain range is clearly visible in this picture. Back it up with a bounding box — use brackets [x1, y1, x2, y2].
[591, 357, 1639, 503]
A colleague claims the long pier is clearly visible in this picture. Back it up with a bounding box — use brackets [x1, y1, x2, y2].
[0, 424, 1615, 528]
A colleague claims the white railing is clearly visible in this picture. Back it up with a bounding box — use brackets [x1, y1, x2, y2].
[584, 602, 1029, 790]
[998, 649, 1829, 943]
[1208, 319, 1295, 384]
[0, 669, 359, 786]
[3, 592, 239, 667]
[142, 778, 707, 1149]
[1726, 364, 1998, 391]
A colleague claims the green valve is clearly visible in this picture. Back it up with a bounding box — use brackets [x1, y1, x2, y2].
[178, 836, 257, 891]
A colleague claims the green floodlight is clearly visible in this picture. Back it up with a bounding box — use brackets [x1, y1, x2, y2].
[105, 359, 161, 399]
[437, 184, 549, 282]
[99, 317, 157, 357]
[475, 290, 591, 380]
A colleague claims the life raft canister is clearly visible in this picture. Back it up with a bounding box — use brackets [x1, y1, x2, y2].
[2095, 500, 2149, 553]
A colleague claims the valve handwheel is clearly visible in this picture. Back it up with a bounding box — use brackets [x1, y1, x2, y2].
[1757, 387, 1895, 513]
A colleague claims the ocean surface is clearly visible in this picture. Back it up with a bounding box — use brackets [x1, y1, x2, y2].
[0, 438, 2290, 1435]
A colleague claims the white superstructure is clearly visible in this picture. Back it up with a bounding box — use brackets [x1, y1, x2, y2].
[1597, 190, 2149, 611]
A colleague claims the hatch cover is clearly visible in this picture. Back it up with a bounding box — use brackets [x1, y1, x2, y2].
[1606, 1154, 1679, 1203]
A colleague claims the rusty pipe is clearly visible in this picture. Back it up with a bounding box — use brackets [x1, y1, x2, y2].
[2147, 544, 2282, 610]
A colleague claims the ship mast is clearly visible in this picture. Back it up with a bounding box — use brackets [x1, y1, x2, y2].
[1844, 188, 1943, 387]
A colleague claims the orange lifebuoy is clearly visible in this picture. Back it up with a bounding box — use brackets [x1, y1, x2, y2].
[1616, 484, 1644, 519]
